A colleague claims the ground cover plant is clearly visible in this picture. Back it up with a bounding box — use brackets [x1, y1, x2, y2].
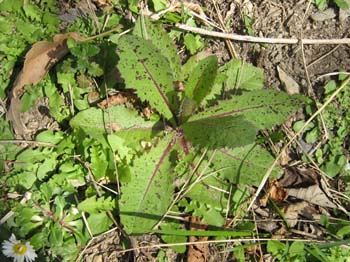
[1, 0, 350, 261]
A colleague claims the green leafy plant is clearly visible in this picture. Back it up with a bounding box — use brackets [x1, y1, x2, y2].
[71, 17, 304, 234]
[312, 0, 350, 10]
[293, 76, 350, 179]
[267, 240, 306, 262]
[0, 0, 60, 99]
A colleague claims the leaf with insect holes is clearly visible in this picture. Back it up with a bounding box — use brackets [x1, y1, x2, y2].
[119, 134, 176, 234]
[70, 105, 161, 148]
[133, 16, 181, 79]
[212, 144, 281, 186]
[184, 55, 218, 105]
[189, 89, 304, 130]
[117, 35, 178, 122]
[181, 115, 257, 149]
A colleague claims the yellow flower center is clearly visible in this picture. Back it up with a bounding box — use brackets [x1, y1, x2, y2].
[13, 243, 27, 255]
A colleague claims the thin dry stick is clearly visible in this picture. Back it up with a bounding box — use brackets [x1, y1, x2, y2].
[300, 37, 314, 98]
[68, 82, 75, 116]
[252, 211, 264, 259]
[246, 76, 350, 213]
[116, 237, 325, 255]
[316, 71, 350, 80]
[212, 0, 238, 58]
[307, 45, 341, 68]
[74, 195, 93, 238]
[175, 24, 350, 45]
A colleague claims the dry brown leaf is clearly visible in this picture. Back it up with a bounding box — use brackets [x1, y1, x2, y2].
[268, 180, 288, 202]
[187, 216, 208, 262]
[283, 201, 310, 227]
[7, 32, 85, 137]
[259, 180, 288, 207]
[279, 166, 317, 188]
[97, 93, 130, 109]
[12, 32, 85, 97]
[287, 184, 337, 208]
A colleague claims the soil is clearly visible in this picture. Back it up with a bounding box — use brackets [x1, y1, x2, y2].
[205, 0, 350, 97]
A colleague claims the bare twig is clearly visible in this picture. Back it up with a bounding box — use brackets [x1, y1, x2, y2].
[175, 24, 350, 45]
[307, 45, 342, 68]
[116, 237, 326, 255]
[74, 195, 93, 238]
[212, 0, 238, 58]
[316, 71, 350, 80]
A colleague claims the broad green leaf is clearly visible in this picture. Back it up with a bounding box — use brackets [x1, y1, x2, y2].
[23, 3, 42, 22]
[159, 221, 187, 253]
[133, 16, 181, 79]
[49, 223, 64, 247]
[70, 105, 160, 147]
[128, 0, 140, 13]
[188, 89, 304, 130]
[180, 51, 212, 81]
[181, 199, 224, 227]
[117, 35, 178, 122]
[31, 231, 48, 250]
[87, 213, 113, 235]
[185, 171, 228, 210]
[184, 33, 204, 55]
[0, 0, 22, 12]
[219, 59, 264, 91]
[181, 115, 257, 149]
[119, 134, 176, 234]
[267, 240, 286, 256]
[335, 0, 350, 9]
[202, 73, 226, 106]
[185, 55, 218, 105]
[193, 205, 225, 227]
[90, 145, 108, 180]
[78, 196, 116, 214]
[178, 97, 197, 124]
[36, 130, 64, 144]
[211, 144, 281, 186]
[37, 156, 58, 180]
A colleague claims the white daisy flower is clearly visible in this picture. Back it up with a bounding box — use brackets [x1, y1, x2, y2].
[2, 234, 37, 262]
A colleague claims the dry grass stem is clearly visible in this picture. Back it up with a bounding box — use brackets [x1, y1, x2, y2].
[116, 237, 326, 255]
[176, 24, 350, 45]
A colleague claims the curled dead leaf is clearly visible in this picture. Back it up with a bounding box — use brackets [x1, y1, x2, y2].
[12, 32, 85, 97]
[97, 93, 130, 109]
[259, 180, 288, 207]
[287, 184, 337, 208]
[7, 32, 85, 137]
